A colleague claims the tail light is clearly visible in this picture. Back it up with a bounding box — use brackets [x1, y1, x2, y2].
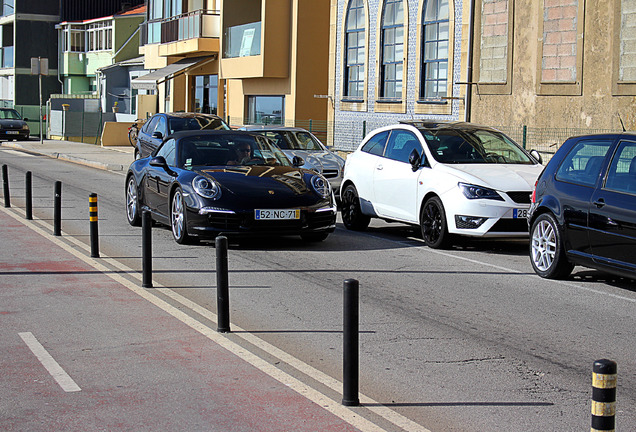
[531, 180, 538, 203]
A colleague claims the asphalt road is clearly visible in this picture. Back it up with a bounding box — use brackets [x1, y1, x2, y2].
[1, 147, 635, 431]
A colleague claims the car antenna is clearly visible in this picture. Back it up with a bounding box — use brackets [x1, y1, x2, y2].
[618, 113, 626, 132]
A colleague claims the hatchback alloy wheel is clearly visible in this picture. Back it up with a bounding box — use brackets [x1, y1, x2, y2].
[341, 184, 370, 231]
[529, 213, 573, 279]
[420, 197, 449, 249]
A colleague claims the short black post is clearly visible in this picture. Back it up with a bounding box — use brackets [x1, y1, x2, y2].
[53, 181, 61, 236]
[25, 171, 32, 220]
[591, 359, 617, 432]
[216, 235, 230, 333]
[342, 278, 360, 406]
[89, 193, 99, 258]
[142, 210, 153, 288]
[2, 164, 10, 208]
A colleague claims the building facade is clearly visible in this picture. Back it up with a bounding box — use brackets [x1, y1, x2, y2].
[469, 0, 636, 154]
[135, 0, 330, 134]
[330, 0, 472, 149]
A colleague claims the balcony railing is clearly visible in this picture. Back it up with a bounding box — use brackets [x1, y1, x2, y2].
[140, 10, 220, 46]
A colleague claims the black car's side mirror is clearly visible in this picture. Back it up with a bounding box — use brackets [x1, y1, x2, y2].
[152, 131, 163, 140]
[149, 156, 177, 176]
[23, 117, 29, 121]
[409, 149, 423, 171]
[530, 149, 543, 165]
[292, 156, 305, 167]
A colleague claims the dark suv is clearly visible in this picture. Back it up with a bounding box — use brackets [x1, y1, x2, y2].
[135, 112, 229, 159]
[528, 132, 636, 279]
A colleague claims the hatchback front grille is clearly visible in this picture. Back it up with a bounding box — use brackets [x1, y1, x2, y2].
[488, 218, 529, 233]
[506, 191, 531, 204]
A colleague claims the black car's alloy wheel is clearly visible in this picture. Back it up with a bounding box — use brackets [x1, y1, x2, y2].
[530, 213, 574, 279]
[420, 196, 449, 249]
[171, 187, 190, 244]
[341, 184, 370, 231]
[126, 176, 141, 226]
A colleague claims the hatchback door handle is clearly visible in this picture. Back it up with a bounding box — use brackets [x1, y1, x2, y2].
[593, 198, 605, 208]
[376, 164, 383, 170]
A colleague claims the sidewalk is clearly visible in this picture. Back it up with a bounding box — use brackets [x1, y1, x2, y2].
[0, 138, 135, 172]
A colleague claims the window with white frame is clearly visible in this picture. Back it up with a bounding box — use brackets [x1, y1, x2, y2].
[87, 21, 113, 52]
[421, 0, 449, 100]
[380, 0, 404, 101]
[63, 25, 85, 52]
[344, 0, 365, 100]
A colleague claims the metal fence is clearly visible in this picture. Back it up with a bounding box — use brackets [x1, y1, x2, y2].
[228, 116, 624, 160]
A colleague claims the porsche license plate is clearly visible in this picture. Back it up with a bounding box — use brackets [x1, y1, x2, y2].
[513, 208, 528, 218]
[255, 209, 300, 220]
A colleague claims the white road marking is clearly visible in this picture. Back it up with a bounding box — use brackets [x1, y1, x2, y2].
[2, 206, 429, 432]
[18, 332, 81, 392]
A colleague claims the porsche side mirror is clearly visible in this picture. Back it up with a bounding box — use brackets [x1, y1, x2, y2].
[292, 155, 305, 167]
[149, 156, 176, 176]
[152, 131, 163, 140]
[530, 149, 543, 165]
[409, 149, 423, 171]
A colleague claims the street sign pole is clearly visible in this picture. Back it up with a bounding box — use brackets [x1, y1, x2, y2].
[31, 57, 48, 145]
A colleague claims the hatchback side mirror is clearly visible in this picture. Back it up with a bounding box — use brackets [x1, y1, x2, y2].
[530, 149, 543, 165]
[152, 131, 163, 140]
[409, 149, 423, 171]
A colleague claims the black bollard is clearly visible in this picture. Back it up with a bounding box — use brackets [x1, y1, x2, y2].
[2, 164, 10, 208]
[142, 210, 153, 288]
[342, 278, 360, 406]
[591, 359, 617, 432]
[216, 236, 230, 333]
[25, 171, 32, 220]
[53, 181, 61, 236]
[89, 193, 99, 258]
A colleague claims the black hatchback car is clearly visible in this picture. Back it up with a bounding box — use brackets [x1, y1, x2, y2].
[0, 108, 30, 141]
[135, 112, 229, 159]
[528, 132, 636, 280]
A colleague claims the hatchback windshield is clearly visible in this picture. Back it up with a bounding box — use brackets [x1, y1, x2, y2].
[0, 109, 23, 120]
[178, 133, 292, 169]
[419, 127, 533, 164]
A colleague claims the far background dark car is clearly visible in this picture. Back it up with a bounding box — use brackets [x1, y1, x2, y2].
[135, 112, 229, 159]
[528, 132, 636, 280]
[0, 108, 30, 141]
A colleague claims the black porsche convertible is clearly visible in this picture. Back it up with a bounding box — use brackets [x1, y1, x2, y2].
[125, 130, 337, 244]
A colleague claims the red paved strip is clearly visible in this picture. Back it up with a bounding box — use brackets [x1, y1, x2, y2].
[0, 211, 360, 431]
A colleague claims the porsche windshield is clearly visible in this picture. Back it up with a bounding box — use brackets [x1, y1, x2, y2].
[179, 133, 292, 169]
[419, 128, 534, 164]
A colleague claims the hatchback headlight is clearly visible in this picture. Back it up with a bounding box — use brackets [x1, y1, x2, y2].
[193, 175, 221, 200]
[22, 124, 29, 131]
[311, 174, 331, 198]
[458, 182, 503, 201]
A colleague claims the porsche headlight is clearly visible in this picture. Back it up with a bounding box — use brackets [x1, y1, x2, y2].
[193, 175, 221, 200]
[311, 174, 331, 198]
[22, 124, 29, 131]
[458, 182, 503, 201]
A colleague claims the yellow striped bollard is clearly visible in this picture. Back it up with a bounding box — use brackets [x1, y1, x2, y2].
[89, 193, 100, 258]
[591, 359, 617, 432]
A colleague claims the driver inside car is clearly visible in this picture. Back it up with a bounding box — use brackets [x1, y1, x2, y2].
[227, 144, 253, 165]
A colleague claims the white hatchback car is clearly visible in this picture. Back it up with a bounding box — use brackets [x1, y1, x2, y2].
[340, 121, 544, 248]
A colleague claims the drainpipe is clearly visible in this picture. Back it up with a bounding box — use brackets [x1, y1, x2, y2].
[464, 0, 476, 122]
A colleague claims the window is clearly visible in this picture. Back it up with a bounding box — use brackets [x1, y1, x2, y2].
[556, 140, 612, 187]
[87, 21, 113, 52]
[246, 96, 284, 125]
[421, 0, 449, 100]
[361, 131, 390, 156]
[344, 0, 366, 100]
[384, 130, 421, 163]
[193, 75, 218, 114]
[62, 25, 85, 52]
[156, 138, 176, 166]
[604, 141, 636, 194]
[379, 0, 404, 100]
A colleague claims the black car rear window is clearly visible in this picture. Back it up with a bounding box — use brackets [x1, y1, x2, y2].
[555, 140, 612, 187]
